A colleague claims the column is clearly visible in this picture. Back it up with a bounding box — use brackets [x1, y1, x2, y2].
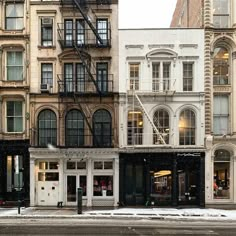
[233, 155, 236, 204]
[87, 157, 92, 207]
[58, 157, 64, 202]
[29, 158, 35, 206]
[114, 157, 119, 207]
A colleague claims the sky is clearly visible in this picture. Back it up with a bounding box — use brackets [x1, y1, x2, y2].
[119, 0, 177, 29]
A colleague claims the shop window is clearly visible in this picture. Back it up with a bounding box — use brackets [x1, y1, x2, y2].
[213, 47, 229, 85]
[213, 0, 229, 28]
[7, 51, 23, 81]
[39, 161, 58, 170]
[213, 94, 229, 135]
[214, 149, 230, 199]
[65, 109, 84, 147]
[5, 4, 24, 30]
[179, 109, 195, 145]
[66, 161, 86, 170]
[38, 109, 57, 147]
[41, 18, 53, 46]
[6, 101, 23, 133]
[183, 62, 193, 91]
[93, 109, 112, 147]
[94, 161, 112, 170]
[129, 63, 139, 90]
[38, 172, 59, 181]
[93, 176, 113, 196]
[6, 155, 23, 192]
[127, 110, 143, 145]
[153, 109, 169, 144]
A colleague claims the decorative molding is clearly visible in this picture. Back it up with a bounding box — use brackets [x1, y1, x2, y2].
[213, 86, 231, 93]
[178, 56, 199, 60]
[37, 57, 57, 61]
[126, 56, 145, 60]
[36, 10, 57, 14]
[125, 45, 144, 49]
[179, 44, 198, 49]
[148, 44, 174, 49]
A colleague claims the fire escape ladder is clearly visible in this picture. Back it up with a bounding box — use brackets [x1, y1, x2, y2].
[74, 44, 101, 95]
[72, 0, 103, 45]
[74, 95, 100, 147]
[134, 93, 166, 145]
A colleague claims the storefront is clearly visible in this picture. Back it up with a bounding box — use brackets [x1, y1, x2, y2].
[29, 148, 119, 207]
[0, 140, 30, 206]
[119, 151, 205, 207]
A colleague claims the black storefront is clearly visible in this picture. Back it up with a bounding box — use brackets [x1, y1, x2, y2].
[0, 140, 30, 206]
[119, 152, 205, 207]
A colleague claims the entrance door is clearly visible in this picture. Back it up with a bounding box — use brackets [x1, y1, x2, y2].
[66, 175, 77, 204]
[66, 175, 87, 205]
[177, 169, 198, 205]
[125, 164, 144, 205]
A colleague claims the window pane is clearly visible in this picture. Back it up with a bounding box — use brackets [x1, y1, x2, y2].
[6, 4, 24, 30]
[7, 52, 23, 81]
[93, 176, 113, 196]
[94, 161, 103, 169]
[66, 161, 76, 169]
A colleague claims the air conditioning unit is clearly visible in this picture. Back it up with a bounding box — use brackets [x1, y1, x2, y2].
[42, 18, 53, 26]
[40, 84, 51, 92]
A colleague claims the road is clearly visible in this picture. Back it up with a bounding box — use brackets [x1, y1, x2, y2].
[0, 218, 236, 235]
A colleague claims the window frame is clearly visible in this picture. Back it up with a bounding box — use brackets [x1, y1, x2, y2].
[41, 17, 53, 47]
[41, 63, 53, 86]
[5, 3, 24, 30]
[183, 62, 194, 91]
[6, 100, 23, 133]
[6, 51, 23, 81]
[129, 63, 140, 90]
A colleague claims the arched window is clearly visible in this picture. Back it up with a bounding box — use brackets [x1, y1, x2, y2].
[214, 149, 230, 199]
[93, 109, 112, 147]
[153, 109, 169, 144]
[65, 109, 84, 147]
[213, 46, 229, 85]
[38, 109, 57, 147]
[179, 109, 195, 145]
[127, 110, 143, 145]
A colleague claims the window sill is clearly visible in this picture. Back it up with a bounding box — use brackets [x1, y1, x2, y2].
[38, 45, 56, 50]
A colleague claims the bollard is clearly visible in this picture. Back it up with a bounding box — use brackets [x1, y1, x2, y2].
[77, 187, 83, 214]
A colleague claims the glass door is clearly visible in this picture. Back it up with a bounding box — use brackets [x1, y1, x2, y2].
[67, 175, 77, 203]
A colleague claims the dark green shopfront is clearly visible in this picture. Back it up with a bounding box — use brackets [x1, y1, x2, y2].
[119, 151, 205, 207]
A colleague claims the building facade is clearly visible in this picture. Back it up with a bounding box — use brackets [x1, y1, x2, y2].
[0, 0, 30, 205]
[172, 0, 236, 208]
[119, 29, 205, 206]
[28, 0, 119, 207]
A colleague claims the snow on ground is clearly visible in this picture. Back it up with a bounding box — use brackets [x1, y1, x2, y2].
[85, 208, 236, 220]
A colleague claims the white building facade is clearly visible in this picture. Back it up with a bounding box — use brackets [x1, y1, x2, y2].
[119, 29, 206, 206]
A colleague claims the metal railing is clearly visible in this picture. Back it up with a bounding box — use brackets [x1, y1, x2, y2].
[57, 74, 114, 94]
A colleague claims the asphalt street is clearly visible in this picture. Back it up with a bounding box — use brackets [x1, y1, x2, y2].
[0, 218, 236, 235]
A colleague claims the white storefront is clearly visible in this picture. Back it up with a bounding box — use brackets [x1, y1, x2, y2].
[29, 148, 119, 207]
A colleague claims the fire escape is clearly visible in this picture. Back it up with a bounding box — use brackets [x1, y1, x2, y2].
[58, 0, 113, 147]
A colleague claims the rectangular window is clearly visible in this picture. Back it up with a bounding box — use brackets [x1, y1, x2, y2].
[6, 101, 23, 132]
[97, 19, 108, 46]
[163, 62, 170, 91]
[41, 18, 53, 46]
[213, 95, 229, 135]
[129, 63, 139, 90]
[64, 20, 73, 47]
[7, 51, 23, 81]
[213, 0, 229, 28]
[152, 63, 160, 91]
[5, 4, 24, 30]
[41, 63, 53, 85]
[97, 63, 108, 92]
[183, 63, 193, 91]
[76, 19, 85, 45]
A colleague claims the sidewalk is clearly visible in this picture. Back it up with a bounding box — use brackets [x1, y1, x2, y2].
[1, 206, 236, 221]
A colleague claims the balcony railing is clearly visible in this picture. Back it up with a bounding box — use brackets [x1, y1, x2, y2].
[57, 23, 111, 48]
[128, 78, 176, 93]
[57, 74, 114, 95]
[213, 75, 229, 85]
[61, 0, 111, 6]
